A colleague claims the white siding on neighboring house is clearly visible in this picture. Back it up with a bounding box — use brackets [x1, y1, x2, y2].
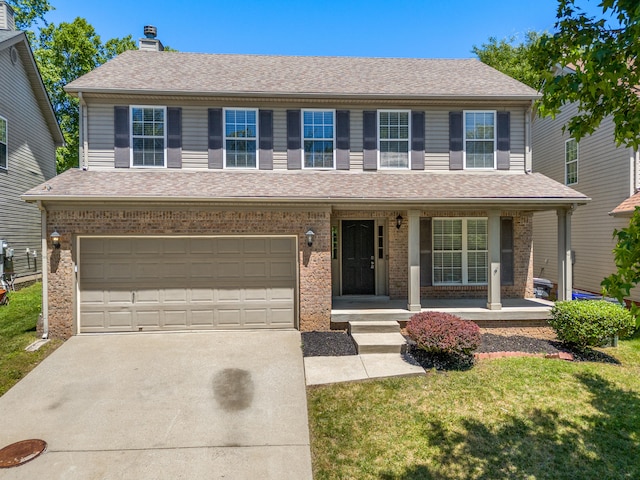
[84, 100, 529, 174]
[0, 45, 56, 277]
[532, 102, 637, 300]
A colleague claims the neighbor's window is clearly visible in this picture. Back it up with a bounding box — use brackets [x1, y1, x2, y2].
[0, 116, 7, 170]
[379, 110, 410, 168]
[131, 106, 166, 167]
[303, 110, 334, 168]
[433, 218, 488, 285]
[565, 138, 578, 185]
[464, 111, 495, 169]
[225, 109, 258, 168]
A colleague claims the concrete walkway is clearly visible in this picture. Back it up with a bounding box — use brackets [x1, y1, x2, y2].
[0, 331, 312, 480]
[304, 353, 425, 386]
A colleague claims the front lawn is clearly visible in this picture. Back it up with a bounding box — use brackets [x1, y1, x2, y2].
[308, 335, 640, 479]
[0, 283, 62, 396]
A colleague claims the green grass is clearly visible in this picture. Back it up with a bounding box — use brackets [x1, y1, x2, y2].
[0, 283, 62, 396]
[308, 334, 640, 480]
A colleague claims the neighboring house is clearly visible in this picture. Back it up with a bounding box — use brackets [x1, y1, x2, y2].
[0, 1, 63, 285]
[23, 28, 588, 339]
[532, 86, 639, 301]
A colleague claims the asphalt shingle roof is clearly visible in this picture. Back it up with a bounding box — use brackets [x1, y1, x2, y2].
[610, 191, 640, 216]
[23, 170, 588, 206]
[64, 50, 540, 99]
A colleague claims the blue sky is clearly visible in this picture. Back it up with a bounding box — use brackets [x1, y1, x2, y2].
[46, 0, 605, 58]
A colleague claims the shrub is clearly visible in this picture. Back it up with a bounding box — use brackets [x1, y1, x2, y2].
[549, 300, 635, 348]
[406, 311, 481, 355]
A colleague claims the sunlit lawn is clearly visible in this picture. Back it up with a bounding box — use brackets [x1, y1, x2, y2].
[308, 335, 640, 479]
[0, 283, 62, 396]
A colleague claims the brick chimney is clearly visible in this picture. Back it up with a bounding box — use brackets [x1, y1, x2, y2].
[0, 1, 16, 31]
[138, 25, 164, 52]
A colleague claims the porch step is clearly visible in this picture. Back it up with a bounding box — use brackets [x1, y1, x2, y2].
[348, 320, 401, 334]
[351, 333, 408, 355]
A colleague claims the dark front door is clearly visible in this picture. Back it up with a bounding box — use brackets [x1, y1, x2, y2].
[342, 220, 375, 295]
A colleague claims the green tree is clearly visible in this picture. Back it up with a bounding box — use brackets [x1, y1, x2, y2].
[33, 18, 136, 172]
[602, 207, 640, 326]
[6, 0, 52, 30]
[472, 31, 544, 90]
[533, 0, 640, 149]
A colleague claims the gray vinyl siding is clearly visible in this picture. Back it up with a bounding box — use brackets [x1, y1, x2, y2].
[0, 45, 56, 277]
[532, 103, 638, 300]
[85, 101, 528, 173]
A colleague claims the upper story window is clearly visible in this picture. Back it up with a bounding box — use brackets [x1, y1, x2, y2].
[303, 110, 334, 169]
[379, 110, 410, 168]
[433, 218, 488, 285]
[225, 109, 258, 168]
[0, 116, 7, 170]
[565, 138, 578, 185]
[464, 111, 496, 169]
[131, 106, 166, 167]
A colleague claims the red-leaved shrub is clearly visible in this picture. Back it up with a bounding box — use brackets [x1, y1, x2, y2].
[406, 312, 481, 355]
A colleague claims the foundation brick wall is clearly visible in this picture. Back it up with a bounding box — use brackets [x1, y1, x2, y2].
[45, 208, 331, 339]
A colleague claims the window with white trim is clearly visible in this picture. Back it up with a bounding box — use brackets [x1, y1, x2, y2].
[225, 109, 258, 168]
[0, 116, 7, 170]
[433, 218, 488, 285]
[131, 106, 166, 167]
[464, 111, 496, 169]
[303, 110, 334, 168]
[565, 138, 578, 185]
[379, 110, 410, 168]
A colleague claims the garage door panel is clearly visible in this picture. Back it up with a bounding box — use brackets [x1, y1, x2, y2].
[191, 310, 215, 326]
[80, 236, 296, 333]
[218, 309, 242, 326]
[163, 310, 188, 327]
[217, 238, 242, 254]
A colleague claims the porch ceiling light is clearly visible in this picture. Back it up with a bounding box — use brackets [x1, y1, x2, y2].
[305, 229, 315, 247]
[50, 229, 61, 249]
[396, 215, 403, 230]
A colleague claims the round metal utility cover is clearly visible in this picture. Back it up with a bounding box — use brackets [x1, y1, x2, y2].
[0, 439, 47, 468]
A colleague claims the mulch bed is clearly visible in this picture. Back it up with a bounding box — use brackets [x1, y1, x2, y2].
[301, 330, 620, 370]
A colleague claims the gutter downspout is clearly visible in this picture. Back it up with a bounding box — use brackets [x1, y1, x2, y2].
[524, 100, 533, 173]
[37, 201, 49, 339]
[78, 91, 89, 170]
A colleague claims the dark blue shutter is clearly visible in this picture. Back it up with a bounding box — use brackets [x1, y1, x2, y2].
[259, 110, 273, 170]
[449, 111, 463, 170]
[501, 217, 514, 285]
[208, 108, 223, 169]
[411, 111, 425, 170]
[167, 107, 182, 168]
[420, 218, 432, 286]
[497, 111, 511, 170]
[363, 111, 377, 170]
[336, 110, 350, 170]
[114, 106, 130, 168]
[287, 110, 301, 169]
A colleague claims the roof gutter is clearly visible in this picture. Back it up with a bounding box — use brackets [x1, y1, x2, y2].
[22, 194, 590, 207]
[63, 87, 540, 103]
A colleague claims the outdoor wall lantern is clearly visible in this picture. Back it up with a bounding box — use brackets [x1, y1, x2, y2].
[50, 229, 61, 249]
[305, 229, 315, 247]
[396, 215, 403, 229]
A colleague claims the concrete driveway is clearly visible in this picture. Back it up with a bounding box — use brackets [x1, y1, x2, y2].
[0, 331, 312, 479]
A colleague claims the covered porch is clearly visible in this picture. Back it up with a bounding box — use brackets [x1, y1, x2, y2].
[331, 295, 555, 328]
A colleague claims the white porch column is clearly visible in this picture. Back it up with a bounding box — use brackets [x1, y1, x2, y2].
[487, 210, 502, 310]
[407, 210, 421, 311]
[557, 207, 573, 301]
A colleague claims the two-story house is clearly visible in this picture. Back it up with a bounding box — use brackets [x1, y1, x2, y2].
[0, 1, 63, 286]
[23, 29, 587, 339]
[532, 67, 639, 301]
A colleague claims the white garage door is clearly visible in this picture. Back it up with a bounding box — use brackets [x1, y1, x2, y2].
[79, 237, 297, 333]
